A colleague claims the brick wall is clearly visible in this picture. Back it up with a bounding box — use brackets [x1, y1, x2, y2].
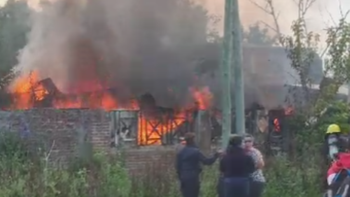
[0, 109, 181, 174]
[123, 146, 177, 175]
[0, 109, 110, 162]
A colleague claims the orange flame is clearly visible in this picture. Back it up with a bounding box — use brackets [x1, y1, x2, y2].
[273, 118, 281, 132]
[9, 71, 213, 145]
[10, 72, 49, 109]
[190, 87, 213, 110]
[137, 111, 187, 145]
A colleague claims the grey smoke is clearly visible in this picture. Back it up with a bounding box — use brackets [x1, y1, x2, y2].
[11, 0, 213, 108]
[9, 0, 324, 110]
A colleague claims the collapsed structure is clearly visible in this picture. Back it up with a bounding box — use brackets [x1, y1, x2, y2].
[0, 0, 331, 160]
[0, 45, 323, 154]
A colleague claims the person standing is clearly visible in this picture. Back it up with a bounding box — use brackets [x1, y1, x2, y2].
[175, 133, 220, 197]
[244, 134, 266, 197]
[220, 135, 255, 197]
[322, 124, 347, 188]
[324, 124, 345, 161]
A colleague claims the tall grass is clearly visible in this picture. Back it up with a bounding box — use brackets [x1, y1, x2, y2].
[0, 131, 322, 197]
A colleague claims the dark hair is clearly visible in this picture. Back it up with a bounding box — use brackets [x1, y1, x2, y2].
[229, 135, 243, 146]
[184, 133, 195, 145]
[244, 134, 254, 141]
[226, 135, 243, 153]
[244, 134, 253, 138]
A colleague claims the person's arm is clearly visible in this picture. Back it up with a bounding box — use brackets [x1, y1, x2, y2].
[254, 149, 265, 169]
[198, 150, 219, 165]
[245, 155, 256, 174]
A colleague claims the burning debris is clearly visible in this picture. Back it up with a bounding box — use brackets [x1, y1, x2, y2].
[8, 71, 212, 110]
[0, 0, 309, 147]
[4, 70, 213, 146]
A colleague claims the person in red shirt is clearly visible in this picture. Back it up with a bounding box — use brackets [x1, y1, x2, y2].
[327, 152, 350, 185]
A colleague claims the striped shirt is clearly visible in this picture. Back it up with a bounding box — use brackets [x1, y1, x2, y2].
[247, 148, 266, 182]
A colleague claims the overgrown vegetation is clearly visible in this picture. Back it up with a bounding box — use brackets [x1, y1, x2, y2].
[252, 0, 350, 196]
[0, 0, 350, 196]
[0, 131, 324, 197]
[0, 0, 30, 80]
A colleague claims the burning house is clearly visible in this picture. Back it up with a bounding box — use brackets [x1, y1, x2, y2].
[2, 44, 326, 148]
[1, 44, 324, 155]
[0, 0, 332, 164]
[5, 72, 212, 146]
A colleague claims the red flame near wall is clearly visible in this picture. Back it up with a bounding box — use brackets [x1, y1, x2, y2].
[273, 118, 280, 132]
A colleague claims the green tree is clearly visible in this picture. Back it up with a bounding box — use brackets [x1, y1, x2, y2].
[252, 0, 350, 113]
[243, 22, 278, 46]
[193, 22, 278, 77]
[0, 0, 31, 80]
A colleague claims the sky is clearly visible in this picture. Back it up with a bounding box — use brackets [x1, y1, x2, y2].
[0, 0, 40, 7]
[1, 0, 350, 35]
[199, 0, 350, 36]
[1, 0, 350, 43]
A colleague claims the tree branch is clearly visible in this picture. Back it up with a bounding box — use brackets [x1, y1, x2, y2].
[249, 0, 283, 45]
[320, 10, 350, 59]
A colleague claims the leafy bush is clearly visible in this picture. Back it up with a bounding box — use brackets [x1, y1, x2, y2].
[264, 156, 321, 197]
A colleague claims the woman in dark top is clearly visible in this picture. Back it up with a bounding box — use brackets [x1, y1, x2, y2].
[220, 135, 256, 197]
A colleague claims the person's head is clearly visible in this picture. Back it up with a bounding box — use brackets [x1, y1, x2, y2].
[228, 135, 243, 148]
[243, 134, 254, 150]
[326, 124, 341, 135]
[184, 132, 195, 146]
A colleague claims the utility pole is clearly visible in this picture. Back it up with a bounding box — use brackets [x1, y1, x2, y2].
[220, 0, 233, 148]
[232, 0, 245, 135]
[347, 82, 350, 103]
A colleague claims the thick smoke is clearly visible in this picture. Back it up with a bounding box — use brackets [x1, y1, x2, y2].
[11, 0, 212, 107]
[12, 0, 345, 109]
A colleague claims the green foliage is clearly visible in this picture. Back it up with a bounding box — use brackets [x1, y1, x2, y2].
[283, 19, 320, 83]
[314, 102, 350, 133]
[272, 102, 350, 197]
[0, 133, 132, 197]
[209, 22, 279, 46]
[325, 18, 350, 85]
[0, 0, 31, 79]
[0, 1, 348, 197]
[0, 132, 325, 197]
[279, 15, 350, 191]
[0, 131, 324, 197]
[282, 15, 350, 115]
[266, 9, 350, 196]
[280, 9, 350, 152]
[243, 23, 278, 46]
[264, 156, 321, 197]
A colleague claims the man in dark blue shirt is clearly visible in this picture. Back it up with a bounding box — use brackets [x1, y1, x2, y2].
[176, 133, 220, 197]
